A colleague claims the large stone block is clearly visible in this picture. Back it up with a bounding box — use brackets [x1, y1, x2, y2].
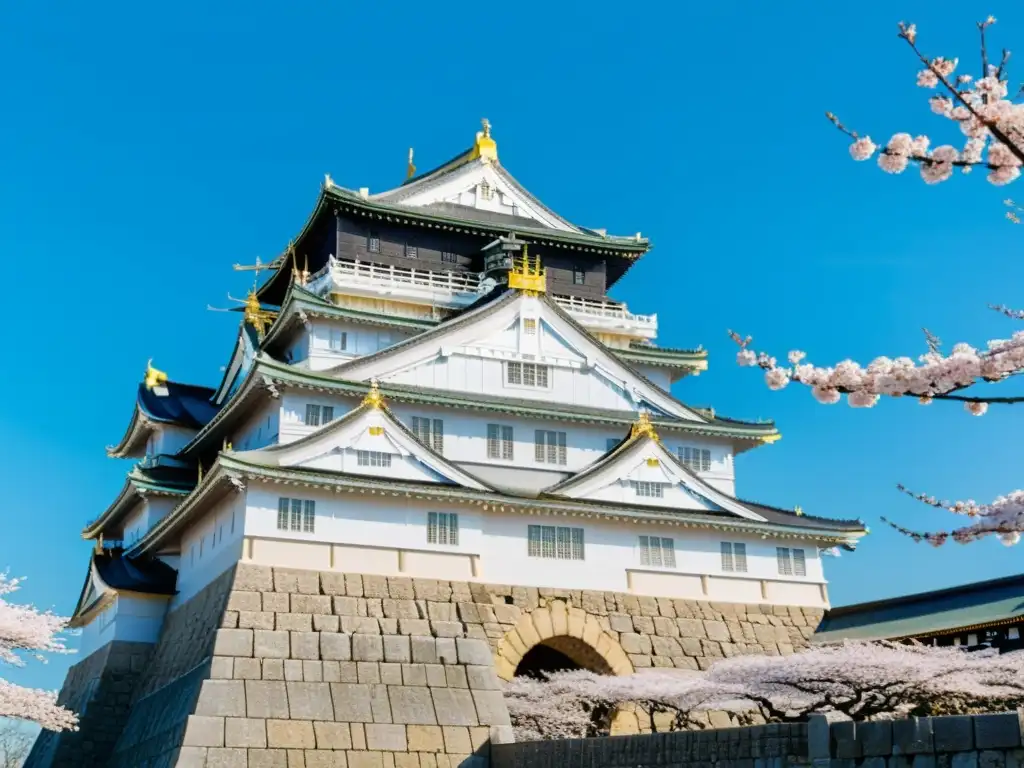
[935, 716, 977, 753]
[255, 630, 292, 659]
[287, 682, 335, 720]
[321, 632, 352, 661]
[195, 680, 247, 717]
[292, 632, 321, 660]
[470, 690, 511, 726]
[266, 718, 316, 749]
[225, 717, 268, 748]
[353, 635, 385, 662]
[389, 686, 437, 725]
[313, 720, 353, 750]
[975, 712, 1023, 750]
[383, 635, 411, 663]
[366, 724, 408, 751]
[431, 688, 478, 727]
[214, 629, 254, 658]
[455, 638, 492, 667]
[245, 680, 290, 719]
[331, 683, 375, 723]
[183, 715, 225, 747]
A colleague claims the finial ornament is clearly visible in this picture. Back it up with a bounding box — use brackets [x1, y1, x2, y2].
[471, 118, 498, 162]
[324, 173, 334, 188]
[407, 148, 416, 180]
[241, 290, 277, 339]
[291, 253, 310, 286]
[362, 378, 385, 409]
[630, 411, 660, 442]
[508, 244, 546, 294]
[145, 359, 169, 390]
[795, 505, 804, 516]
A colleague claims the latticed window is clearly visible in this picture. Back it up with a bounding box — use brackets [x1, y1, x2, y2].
[678, 446, 712, 472]
[522, 318, 537, 335]
[479, 181, 493, 200]
[632, 481, 665, 498]
[427, 512, 459, 546]
[305, 404, 334, 427]
[639, 536, 676, 568]
[534, 430, 567, 465]
[357, 450, 392, 468]
[777, 547, 807, 577]
[528, 525, 584, 560]
[368, 232, 381, 253]
[405, 244, 418, 259]
[720, 541, 748, 573]
[487, 424, 514, 460]
[328, 329, 347, 351]
[507, 361, 549, 388]
[278, 498, 315, 533]
[442, 250, 458, 264]
[412, 417, 444, 453]
[573, 267, 585, 285]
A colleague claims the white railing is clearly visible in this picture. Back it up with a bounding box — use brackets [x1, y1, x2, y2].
[307, 256, 481, 300]
[553, 295, 657, 329]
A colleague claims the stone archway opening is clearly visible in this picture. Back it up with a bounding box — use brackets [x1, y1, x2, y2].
[513, 636, 614, 680]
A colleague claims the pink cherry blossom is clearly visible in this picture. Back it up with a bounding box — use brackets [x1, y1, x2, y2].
[0, 573, 76, 731]
[765, 369, 790, 391]
[916, 69, 939, 88]
[965, 401, 989, 416]
[879, 153, 909, 174]
[849, 137, 877, 161]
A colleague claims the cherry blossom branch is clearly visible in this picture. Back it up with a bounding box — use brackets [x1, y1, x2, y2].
[883, 487, 1024, 546]
[729, 325, 1024, 411]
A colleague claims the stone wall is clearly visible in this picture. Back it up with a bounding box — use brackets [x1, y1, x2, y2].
[491, 711, 1024, 768]
[24, 640, 154, 768]
[29, 563, 823, 767]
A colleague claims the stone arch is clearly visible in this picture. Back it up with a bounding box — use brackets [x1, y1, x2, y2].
[493, 599, 634, 680]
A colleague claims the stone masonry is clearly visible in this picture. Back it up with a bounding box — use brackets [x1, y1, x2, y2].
[28, 563, 823, 767]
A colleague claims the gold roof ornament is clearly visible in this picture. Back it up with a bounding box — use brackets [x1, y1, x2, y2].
[407, 148, 416, 179]
[362, 378, 385, 410]
[794, 505, 804, 516]
[291, 253, 310, 286]
[470, 118, 498, 163]
[761, 433, 782, 444]
[630, 411, 660, 442]
[240, 290, 278, 339]
[144, 360, 168, 390]
[508, 244, 546, 294]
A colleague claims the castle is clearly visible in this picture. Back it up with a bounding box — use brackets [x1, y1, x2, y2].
[28, 121, 866, 767]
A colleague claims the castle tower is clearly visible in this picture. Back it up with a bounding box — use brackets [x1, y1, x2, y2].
[28, 122, 866, 767]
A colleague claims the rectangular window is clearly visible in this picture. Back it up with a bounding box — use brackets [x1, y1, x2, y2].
[405, 244, 418, 259]
[528, 525, 584, 560]
[368, 232, 381, 253]
[328, 329, 347, 351]
[523, 318, 537, 335]
[487, 424, 514, 460]
[534, 430, 567, 465]
[480, 181, 493, 200]
[357, 450, 392, 468]
[279, 497, 315, 533]
[573, 267, 585, 285]
[777, 547, 807, 577]
[412, 417, 444, 453]
[506, 361, 549, 388]
[442, 250, 458, 264]
[721, 542, 748, 573]
[304, 404, 334, 427]
[678, 446, 712, 472]
[639, 536, 676, 568]
[1009, 628, 1021, 640]
[632, 481, 665, 498]
[427, 512, 459, 546]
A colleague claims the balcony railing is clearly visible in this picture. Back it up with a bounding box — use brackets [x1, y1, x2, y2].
[307, 256, 480, 300]
[553, 295, 657, 331]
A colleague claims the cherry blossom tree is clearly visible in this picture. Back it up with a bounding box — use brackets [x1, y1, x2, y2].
[504, 642, 1024, 741]
[0, 574, 76, 732]
[730, 17, 1024, 545]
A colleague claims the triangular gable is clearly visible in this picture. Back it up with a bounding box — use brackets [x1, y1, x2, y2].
[69, 558, 113, 628]
[328, 291, 705, 422]
[374, 159, 579, 233]
[235, 398, 492, 491]
[546, 429, 766, 521]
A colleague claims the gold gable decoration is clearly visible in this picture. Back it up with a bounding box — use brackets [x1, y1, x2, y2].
[470, 118, 498, 163]
[144, 360, 168, 390]
[362, 379, 385, 410]
[630, 411, 661, 443]
[242, 290, 278, 339]
[508, 245, 546, 294]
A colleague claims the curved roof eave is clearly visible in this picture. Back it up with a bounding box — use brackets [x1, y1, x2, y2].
[106, 403, 153, 459]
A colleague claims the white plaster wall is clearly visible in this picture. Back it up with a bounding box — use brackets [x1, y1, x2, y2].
[304, 319, 417, 372]
[238, 484, 826, 602]
[232, 402, 281, 452]
[120, 497, 180, 545]
[274, 392, 736, 492]
[147, 425, 196, 457]
[174, 492, 246, 608]
[633, 365, 672, 391]
[77, 594, 170, 659]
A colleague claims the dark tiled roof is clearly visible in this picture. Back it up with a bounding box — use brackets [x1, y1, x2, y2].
[95, 550, 177, 595]
[814, 573, 1024, 643]
[417, 202, 555, 230]
[138, 381, 220, 428]
[734, 499, 863, 533]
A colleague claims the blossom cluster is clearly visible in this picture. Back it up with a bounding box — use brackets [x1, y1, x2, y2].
[886, 488, 1024, 547]
[843, 18, 1024, 185]
[730, 330, 1024, 411]
[0, 574, 76, 731]
[504, 641, 1024, 740]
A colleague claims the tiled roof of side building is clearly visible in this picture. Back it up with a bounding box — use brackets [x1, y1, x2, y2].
[814, 573, 1024, 643]
[93, 550, 177, 596]
[138, 381, 220, 428]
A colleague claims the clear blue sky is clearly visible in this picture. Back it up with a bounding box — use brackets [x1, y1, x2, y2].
[2, 1, 1023, 695]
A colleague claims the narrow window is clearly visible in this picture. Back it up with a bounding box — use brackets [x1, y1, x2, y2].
[632, 481, 665, 498]
[507, 361, 522, 386]
[442, 250, 458, 264]
[305, 404, 322, 427]
[277, 498, 289, 531]
[479, 181, 493, 201]
[302, 500, 316, 533]
[368, 231, 381, 253]
[573, 267, 585, 285]
[357, 450, 392, 468]
[329, 329, 347, 352]
[534, 430, 567, 465]
[528, 525, 585, 560]
[777, 547, 793, 576]
[405, 243, 418, 259]
[1009, 628, 1021, 640]
[290, 498, 302, 531]
[487, 424, 514, 460]
[412, 417, 444, 453]
[639, 536, 674, 568]
[523, 318, 537, 335]
[321, 406, 334, 423]
[721, 542, 748, 573]
[427, 512, 459, 546]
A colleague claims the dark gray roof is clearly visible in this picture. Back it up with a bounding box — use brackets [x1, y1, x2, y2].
[417, 202, 555, 230]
